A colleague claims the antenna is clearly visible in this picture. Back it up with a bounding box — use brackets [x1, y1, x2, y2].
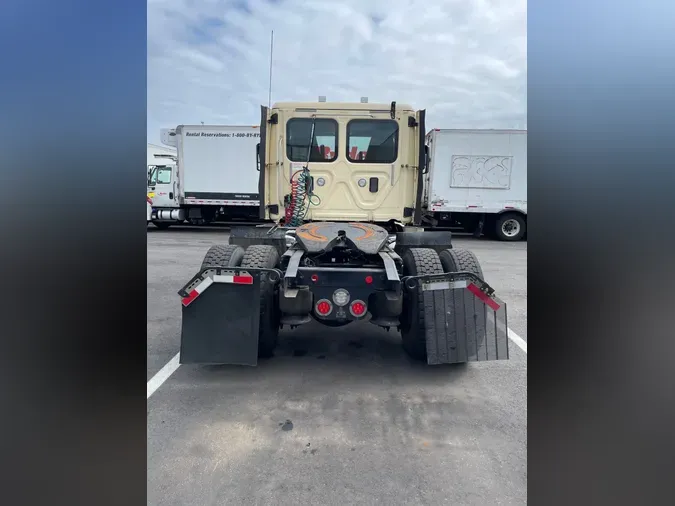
[268, 30, 274, 109]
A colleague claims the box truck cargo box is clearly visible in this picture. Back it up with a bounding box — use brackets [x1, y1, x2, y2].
[149, 125, 263, 228]
[424, 129, 527, 241]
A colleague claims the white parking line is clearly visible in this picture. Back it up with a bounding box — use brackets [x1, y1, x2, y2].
[487, 311, 528, 354]
[147, 352, 181, 399]
[508, 329, 527, 354]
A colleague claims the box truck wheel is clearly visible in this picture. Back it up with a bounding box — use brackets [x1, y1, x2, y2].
[400, 248, 444, 361]
[201, 244, 245, 270]
[495, 213, 526, 241]
[439, 248, 488, 358]
[240, 245, 281, 358]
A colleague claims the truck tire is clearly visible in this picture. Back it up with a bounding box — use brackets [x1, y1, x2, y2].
[200, 244, 245, 270]
[400, 248, 444, 361]
[439, 248, 488, 358]
[240, 245, 281, 358]
[495, 213, 526, 241]
[438, 248, 484, 279]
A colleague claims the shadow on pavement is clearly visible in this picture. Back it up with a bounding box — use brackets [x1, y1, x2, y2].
[186, 319, 473, 388]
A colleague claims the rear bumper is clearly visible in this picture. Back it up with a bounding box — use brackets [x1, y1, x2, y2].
[279, 265, 400, 325]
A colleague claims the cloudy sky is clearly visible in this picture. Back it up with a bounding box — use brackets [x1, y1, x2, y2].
[147, 0, 526, 145]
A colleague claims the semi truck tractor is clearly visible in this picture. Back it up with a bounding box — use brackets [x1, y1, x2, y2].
[177, 100, 509, 366]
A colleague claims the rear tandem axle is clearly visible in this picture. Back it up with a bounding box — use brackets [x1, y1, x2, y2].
[177, 222, 509, 367]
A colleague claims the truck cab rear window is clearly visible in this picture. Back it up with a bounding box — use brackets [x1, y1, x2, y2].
[286, 118, 338, 162]
[347, 119, 398, 163]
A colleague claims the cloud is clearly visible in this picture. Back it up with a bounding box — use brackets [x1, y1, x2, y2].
[147, 0, 526, 144]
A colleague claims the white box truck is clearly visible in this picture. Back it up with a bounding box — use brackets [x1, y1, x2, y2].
[424, 129, 527, 241]
[148, 124, 262, 228]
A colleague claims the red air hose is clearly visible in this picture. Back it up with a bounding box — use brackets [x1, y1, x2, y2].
[285, 169, 302, 223]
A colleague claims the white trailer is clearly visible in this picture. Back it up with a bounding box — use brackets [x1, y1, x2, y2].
[149, 125, 262, 228]
[424, 129, 527, 241]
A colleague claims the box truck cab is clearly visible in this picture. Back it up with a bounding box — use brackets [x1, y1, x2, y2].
[147, 162, 176, 207]
[147, 154, 183, 229]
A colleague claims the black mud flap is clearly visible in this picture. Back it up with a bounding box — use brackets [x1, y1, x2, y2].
[403, 272, 509, 365]
[177, 267, 282, 366]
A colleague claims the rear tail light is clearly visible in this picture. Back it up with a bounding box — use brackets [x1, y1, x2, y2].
[349, 300, 367, 317]
[315, 299, 333, 316]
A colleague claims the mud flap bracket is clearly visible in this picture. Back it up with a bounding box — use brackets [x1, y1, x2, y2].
[403, 272, 509, 365]
[177, 267, 282, 366]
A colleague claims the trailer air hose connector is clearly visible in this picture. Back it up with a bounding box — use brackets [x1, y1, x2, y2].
[285, 166, 321, 227]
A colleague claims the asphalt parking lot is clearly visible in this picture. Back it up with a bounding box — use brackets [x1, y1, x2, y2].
[147, 227, 527, 506]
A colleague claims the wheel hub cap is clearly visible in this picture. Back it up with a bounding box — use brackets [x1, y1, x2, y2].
[502, 219, 520, 237]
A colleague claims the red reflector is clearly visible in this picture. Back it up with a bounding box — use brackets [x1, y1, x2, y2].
[316, 300, 332, 315]
[466, 283, 501, 311]
[350, 301, 366, 316]
[365, 275, 373, 284]
[182, 289, 199, 307]
[311, 274, 319, 282]
[233, 275, 253, 285]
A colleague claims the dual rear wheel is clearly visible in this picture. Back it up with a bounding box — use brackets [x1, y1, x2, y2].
[200, 244, 280, 358]
[200, 243, 487, 363]
[400, 247, 486, 362]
